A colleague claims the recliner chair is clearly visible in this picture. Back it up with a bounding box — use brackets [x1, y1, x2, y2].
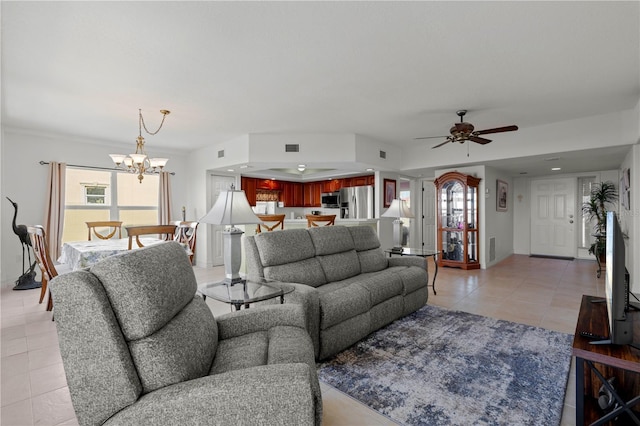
[50, 241, 322, 426]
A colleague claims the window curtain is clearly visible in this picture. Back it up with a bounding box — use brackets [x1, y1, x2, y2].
[43, 161, 66, 260]
[158, 171, 172, 224]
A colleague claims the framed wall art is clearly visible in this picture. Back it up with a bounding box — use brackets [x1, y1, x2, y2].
[496, 179, 508, 212]
[384, 179, 396, 208]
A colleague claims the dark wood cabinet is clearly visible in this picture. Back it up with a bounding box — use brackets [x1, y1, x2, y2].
[322, 179, 342, 193]
[304, 182, 321, 207]
[256, 179, 280, 191]
[282, 182, 304, 207]
[241, 177, 257, 206]
[434, 171, 480, 270]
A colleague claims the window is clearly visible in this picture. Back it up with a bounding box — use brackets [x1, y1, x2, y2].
[62, 168, 159, 243]
[84, 185, 107, 204]
[578, 176, 596, 249]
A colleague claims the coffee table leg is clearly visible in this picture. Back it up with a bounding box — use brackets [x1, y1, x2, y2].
[432, 254, 438, 295]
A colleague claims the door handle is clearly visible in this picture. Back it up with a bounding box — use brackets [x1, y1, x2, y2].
[569, 220, 574, 224]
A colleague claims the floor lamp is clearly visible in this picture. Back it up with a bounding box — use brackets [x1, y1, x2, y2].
[381, 199, 414, 252]
[200, 185, 261, 285]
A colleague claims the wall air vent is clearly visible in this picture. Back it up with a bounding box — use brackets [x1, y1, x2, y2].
[379, 150, 386, 159]
[285, 144, 300, 153]
[489, 237, 496, 262]
[218, 150, 224, 158]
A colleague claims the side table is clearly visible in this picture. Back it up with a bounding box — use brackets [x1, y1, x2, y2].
[385, 248, 439, 295]
[199, 278, 293, 311]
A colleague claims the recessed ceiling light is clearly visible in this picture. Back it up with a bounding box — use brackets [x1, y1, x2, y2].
[297, 164, 306, 172]
[227, 169, 234, 172]
[240, 165, 248, 169]
[551, 167, 561, 171]
[366, 168, 374, 171]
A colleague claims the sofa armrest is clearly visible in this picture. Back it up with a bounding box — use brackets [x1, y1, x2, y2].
[105, 363, 318, 426]
[216, 304, 306, 340]
[389, 256, 427, 270]
[256, 281, 321, 359]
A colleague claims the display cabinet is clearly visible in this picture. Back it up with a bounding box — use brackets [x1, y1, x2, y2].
[434, 171, 481, 270]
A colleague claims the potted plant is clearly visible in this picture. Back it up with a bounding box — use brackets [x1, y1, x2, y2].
[581, 181, 618, 262]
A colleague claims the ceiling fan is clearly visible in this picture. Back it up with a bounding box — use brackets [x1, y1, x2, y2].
[415, 110, 518, 149]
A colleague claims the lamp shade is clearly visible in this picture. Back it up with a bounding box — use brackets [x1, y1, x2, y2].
[200, 189, 261, 226]
[381, 199, 414, 219]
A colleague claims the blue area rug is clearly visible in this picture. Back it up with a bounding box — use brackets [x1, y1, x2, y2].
[317, 305, 573, 425]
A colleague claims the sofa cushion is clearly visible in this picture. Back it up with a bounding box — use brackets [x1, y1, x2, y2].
[255, 229, 316, 266]
[317, 250, 360, 282]
[264, 258, 327, 287]
[317, 283, 370, 329]
[90, 242, 197, 341]
[353, 271, 403, 305]
[308, 226, 355, 255]
[396, 266, 429, 295]
[357, 248, 388, 273]
[129, 297, 218, 393]
[348, 226, 381, 251]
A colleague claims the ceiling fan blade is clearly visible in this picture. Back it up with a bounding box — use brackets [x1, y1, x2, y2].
[474, 125, 518, 135]
[469, 136, 492, 145]
[414, 135, 448, 140]
[431, 140, 451, 149]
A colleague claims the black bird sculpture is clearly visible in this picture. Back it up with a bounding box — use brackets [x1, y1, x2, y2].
[6, 197, 40, 290]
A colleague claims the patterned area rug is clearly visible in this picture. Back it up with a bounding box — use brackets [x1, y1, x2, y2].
[318, 305, 573, 425]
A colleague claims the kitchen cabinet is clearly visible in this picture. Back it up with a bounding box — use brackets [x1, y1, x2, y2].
[282, 182, 304, 207]
[241, 177, 257, 206]
[256, 179, 280, 191]
[350, 176, 369, 187]
[434, 171, 481, 270]
[322, 179, 342, 193]
[304, 182, 321, 207]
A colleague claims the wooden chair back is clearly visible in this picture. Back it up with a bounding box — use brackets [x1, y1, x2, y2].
[306, 214, 336, 227]
[255, 214, 286, 233]
[126, 225, 177, 250]
[172, 221, 199, 264]
[28, 225, 57, 311]
[86, 221, 123, 241]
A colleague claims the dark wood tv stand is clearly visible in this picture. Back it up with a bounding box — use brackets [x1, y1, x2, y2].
[573, 295, 640, 424]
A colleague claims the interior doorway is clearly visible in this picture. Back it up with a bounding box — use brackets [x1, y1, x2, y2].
[207, 174, 236, 267]
[530, 177, 577, 258]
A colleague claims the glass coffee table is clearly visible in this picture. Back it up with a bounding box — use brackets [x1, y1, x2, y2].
[385, 248, 440, 295]
[199, 278, 294, 311]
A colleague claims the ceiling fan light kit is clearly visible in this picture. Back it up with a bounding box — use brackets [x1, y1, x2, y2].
[415, 110, 518, 150]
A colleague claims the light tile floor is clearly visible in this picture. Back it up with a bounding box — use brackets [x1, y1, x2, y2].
[1, 254, 600, 425]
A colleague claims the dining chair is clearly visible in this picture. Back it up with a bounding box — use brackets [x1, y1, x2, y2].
[28, 225, 72, 311]
[172, 221, 198, 264]
[86, 221, 123, 241]
[255, 214, 286, 233]
[306, 214, 336, 227]
[126, 225, 177, 250]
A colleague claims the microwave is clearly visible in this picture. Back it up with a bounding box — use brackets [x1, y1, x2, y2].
[321, 192, 340, 208]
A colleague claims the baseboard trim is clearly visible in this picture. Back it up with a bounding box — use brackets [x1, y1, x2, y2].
[530, 254, 575, 261]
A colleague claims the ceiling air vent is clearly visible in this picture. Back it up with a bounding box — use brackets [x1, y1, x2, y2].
[218, 150, 224, 158]
[379, 150, 386, 159]
[285, 144, 300, 153]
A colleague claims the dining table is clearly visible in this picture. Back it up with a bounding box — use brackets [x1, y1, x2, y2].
[58, 237, 165, 271]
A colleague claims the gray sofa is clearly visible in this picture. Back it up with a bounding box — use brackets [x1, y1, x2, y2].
[50, 242, 322, 426]
[245, 225, 429, 360]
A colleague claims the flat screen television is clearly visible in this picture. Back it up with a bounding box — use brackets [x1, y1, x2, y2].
[602, 211, 634, 345]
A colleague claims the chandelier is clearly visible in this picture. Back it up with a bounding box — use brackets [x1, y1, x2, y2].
[109, 109, 171, 183]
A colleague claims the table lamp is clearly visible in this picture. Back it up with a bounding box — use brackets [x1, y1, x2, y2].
[200, 184, 261, 285]
[381, 199, 414, 252]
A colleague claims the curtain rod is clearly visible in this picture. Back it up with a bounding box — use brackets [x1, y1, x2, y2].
[39, 161, 175, 175]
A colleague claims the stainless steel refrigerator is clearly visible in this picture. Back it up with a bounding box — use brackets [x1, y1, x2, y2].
[339, 185, 374, 219]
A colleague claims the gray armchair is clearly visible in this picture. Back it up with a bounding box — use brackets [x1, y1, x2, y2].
[50, 242, 322, 426]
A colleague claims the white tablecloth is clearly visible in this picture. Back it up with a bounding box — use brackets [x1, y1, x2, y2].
[58, 237, 163, 271]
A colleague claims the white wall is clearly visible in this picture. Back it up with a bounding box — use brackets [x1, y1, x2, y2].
[1, 128, 189, 285]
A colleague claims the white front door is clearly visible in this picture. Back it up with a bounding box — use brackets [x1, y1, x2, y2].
[422, 179, 436, 251]
[530, 177, 577, 258]
[209, 175, 236, 266]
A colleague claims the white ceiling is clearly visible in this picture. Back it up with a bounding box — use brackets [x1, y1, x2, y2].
[2, 1, 639, 179]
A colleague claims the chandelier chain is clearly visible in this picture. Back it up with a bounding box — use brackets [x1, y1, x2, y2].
[139, 108, 169, 136]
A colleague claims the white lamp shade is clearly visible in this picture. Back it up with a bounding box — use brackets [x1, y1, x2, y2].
[200, 189, 261, 226]
[151, 158, 169, 168]
[381, 199, 414, 219]
[130, 153, 147, 165]
[109, 154, 127, 164]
